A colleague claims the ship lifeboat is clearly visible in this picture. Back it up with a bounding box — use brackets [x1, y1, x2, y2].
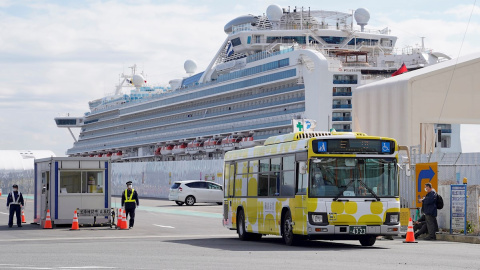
[172, 142, 188, 155]
[204, 137, 222, 153]
[160, 145, 174, 155]
[221, 135, 241, 151]
[106, 152, 113, 157]
[186, 140, 204, 155]
[154, 147, 162, 156]
[111, 150, 123, 161]
[97, 153, 103, 157]
[239, 136, 255, 148]
[89, 154, 95, 157]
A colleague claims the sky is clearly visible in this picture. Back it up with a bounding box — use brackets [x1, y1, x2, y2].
[1, 0, 480, 156]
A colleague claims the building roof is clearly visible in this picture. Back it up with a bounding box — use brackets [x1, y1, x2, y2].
[0, 150, 56, 171]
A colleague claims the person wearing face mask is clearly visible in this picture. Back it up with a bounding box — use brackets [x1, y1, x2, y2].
[121, 181, 139, 229]
[419, 183, 437, 240]
[7, 184, 24, 228]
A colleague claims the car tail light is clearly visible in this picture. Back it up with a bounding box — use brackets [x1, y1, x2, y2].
[178, 187, 182, 192]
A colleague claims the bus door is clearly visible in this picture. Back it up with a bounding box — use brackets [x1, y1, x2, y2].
[223, 162, 236, 228]
[293, 157, 308, 235]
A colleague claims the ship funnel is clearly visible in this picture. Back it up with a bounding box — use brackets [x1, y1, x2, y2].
[354, 8, 370, 32]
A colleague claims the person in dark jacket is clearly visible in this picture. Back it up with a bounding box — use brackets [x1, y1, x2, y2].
[413, 214, 428, 238]
[420, 183, 437, 240]
[7, 184, 24, 228]
[121, 181, 139, 228]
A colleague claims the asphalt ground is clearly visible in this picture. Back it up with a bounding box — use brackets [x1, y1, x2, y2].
[0, 195, 479, 269]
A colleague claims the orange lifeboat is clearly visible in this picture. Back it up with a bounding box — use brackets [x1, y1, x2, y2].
[154, 147, 162, 156]
[204, 137, 222, 153]
[239, 136, 255, 148]
[106, 152, 113, 157]
[221, 135, 241, 151]
[172, 142, 188, 155]
[160, 145, 174, 155]
[186, 140, 204, 155]
[112, 150, 123, 161]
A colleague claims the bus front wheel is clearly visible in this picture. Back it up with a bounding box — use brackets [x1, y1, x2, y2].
[282, 210, 298, 246]
[359, 236, 376, 247]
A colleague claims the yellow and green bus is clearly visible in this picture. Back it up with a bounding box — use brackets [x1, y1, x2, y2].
[222, 131, 400, 246]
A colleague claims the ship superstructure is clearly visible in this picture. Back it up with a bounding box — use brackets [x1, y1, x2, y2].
[55, 4, 452, 161]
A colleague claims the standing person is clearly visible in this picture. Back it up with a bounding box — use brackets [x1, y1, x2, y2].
[121, 181, 139, 228]
[7, 184, 24, 228]
[420, 183, 437, 240]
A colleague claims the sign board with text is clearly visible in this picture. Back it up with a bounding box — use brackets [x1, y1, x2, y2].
[415, 162, 438, 208]
[450, 184, 467, 234]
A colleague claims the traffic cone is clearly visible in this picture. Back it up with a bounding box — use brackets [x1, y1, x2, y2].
[44, 209, 52, 229]
[121, 209, 128, 230]
[70, 210, 79, 230]
[116, 208, 122, 228]
[21, 209, 26, 223]
[403, 217, 417, 243]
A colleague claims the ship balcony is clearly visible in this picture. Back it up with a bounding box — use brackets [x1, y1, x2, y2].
[332, 104, 352, 109]
[332, 117, 352, 122]
[438, 129, 452, 134]
[333, 80, 358, 84]
[332, 92, 352, 97]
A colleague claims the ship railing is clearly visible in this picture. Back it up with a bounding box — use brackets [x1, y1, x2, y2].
[82, 84, 304, 133]
[68, 112, 302, 153]
[79, 99, 305, 140]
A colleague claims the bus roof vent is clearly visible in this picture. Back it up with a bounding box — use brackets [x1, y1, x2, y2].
[294, 132, 331, 140]
[264, 132, 331, 146]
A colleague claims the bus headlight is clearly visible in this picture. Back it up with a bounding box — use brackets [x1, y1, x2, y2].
[384, 212, 400, 225]
[390, 214, 399, 223]
[312, 214, 323, 223]
[308, 212, 328, 226]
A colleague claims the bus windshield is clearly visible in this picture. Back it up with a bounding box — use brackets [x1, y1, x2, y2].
[309, 157, 398, 198]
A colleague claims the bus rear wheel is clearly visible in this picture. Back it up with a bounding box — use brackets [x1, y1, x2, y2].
[282, 210, 298, 246]
[359, 235, 376, 247]
[237, 209, 250, 241]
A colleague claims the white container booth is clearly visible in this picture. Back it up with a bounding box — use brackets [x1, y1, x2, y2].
[33, 157, 111, 226]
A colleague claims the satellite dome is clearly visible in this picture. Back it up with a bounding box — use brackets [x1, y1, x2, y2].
[132, 74, 145, 87]
[354, 8, 370, 31]
[184, 60, 197, 74]
[266, 4, 283, 22]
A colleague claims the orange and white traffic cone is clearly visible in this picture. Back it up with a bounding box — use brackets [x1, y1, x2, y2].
[70, 210, 79, 230]
[116, 208, 122, 229]
[121, 209, 128, 230]
[21, 209, 26, 223]
[44, 209, 52, 229]
[403, 217, 417, 243]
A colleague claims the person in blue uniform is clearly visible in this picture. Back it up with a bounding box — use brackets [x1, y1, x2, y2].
[7, 184, 24, 228]
[121, 181, 139, 228]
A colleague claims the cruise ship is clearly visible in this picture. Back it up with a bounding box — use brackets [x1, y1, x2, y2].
[55, 4, 451, 162]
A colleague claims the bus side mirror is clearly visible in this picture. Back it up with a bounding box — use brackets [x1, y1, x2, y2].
[299, 162, 307, 175]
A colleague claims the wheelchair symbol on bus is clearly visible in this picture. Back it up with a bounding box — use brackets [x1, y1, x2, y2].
[381, 142, 390, 153]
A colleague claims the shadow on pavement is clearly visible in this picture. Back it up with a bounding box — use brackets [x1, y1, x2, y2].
[165, 236, 387, 251]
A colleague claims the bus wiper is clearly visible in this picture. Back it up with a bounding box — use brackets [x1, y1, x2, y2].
[357, 179, 381, 201]
[333, 179, 354, 201]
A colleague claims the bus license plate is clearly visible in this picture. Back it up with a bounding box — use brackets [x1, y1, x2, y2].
[349, 226, 366, 235]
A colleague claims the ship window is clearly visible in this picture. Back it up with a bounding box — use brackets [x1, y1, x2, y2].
[231, 37, 241, 47]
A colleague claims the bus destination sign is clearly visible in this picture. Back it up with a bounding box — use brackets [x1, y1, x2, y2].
[312, 139, 395, 154]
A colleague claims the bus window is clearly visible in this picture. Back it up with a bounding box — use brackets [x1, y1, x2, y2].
[258, 173, 268, 196]
[248, 160, 259, 196]
[283, 155, 295, 170]
[271, 157, 281, 171]
[260, 159, 269, 172]
[224, 164, 230, 197]
[281, 171, 295, 196]
[296, 163, 307, 194]
[269, 172, 280, 196]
